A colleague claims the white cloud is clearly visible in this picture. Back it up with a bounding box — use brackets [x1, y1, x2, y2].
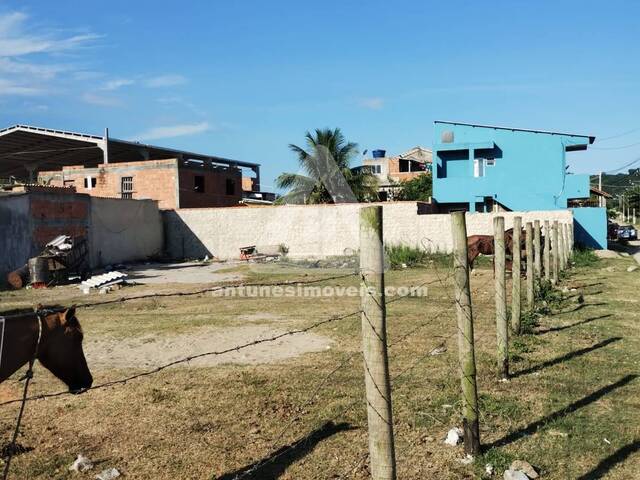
[145, 74, 187, 88]
[0, 11, 99, 96]
[358, 97, 385, 110]
[82, 92, 123, 107]
[0, 78, 42, 95]
[131, 122, 210, 141]
[101, 78, 135, 90]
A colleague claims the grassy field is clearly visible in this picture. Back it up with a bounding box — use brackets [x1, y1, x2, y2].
[0, 254, 639, 479]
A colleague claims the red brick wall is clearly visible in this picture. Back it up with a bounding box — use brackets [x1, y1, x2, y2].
[39, 159, 242, 209]
[40, 159, 179, 209]
[28, 192, 91, 251]
[178, 167, 242, 208]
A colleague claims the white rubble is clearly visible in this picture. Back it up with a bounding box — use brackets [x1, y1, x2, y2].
[68, 454, 94, 472]
[95, 468, 120, 480]
[509, 460, 539, 479]
[504, 470, 529, 480]
[444, 427, 463, 446]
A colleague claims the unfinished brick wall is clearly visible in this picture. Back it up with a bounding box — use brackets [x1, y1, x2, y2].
[178, 166, 242, 208]
[39, 158, 242, 209]
[29, 190, 91, 251]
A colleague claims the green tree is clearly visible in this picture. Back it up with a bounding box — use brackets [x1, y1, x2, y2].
[395, 172, 433, 201]
[275, 128, 378, 204]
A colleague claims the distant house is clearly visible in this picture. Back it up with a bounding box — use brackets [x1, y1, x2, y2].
[432, 121, 606, 248]
[0, 124, 270, 209]
[361, 146, 432, 200]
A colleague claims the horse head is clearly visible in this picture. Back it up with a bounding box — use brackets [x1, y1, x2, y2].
[37, 307, 93, 394]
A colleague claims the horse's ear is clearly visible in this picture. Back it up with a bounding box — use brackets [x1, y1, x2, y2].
[60, 306, 77, 326]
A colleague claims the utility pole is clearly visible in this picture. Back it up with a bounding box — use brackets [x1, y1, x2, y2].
[599, 171, 603, 207]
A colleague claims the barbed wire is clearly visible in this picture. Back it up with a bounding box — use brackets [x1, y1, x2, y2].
[1, 273, 359, 319]
[0, 309, 362, 408]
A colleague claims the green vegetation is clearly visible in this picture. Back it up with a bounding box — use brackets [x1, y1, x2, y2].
[571, 247, 600, 268]
[385, 244, 429, 268]
[275, 127, 378, 204]
[394, 172, 433, 201]
[384, 243, 452, 269]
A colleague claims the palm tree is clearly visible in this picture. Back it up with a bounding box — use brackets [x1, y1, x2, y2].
[276, 128, 378, 204]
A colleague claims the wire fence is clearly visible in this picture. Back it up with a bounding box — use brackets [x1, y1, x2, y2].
[0, 212, 577, 480]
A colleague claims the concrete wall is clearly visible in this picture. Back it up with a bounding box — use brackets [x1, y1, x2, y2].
[89, 197, 163, 267]
[164, 202, 573, 260]
[1, 189, 163, 283]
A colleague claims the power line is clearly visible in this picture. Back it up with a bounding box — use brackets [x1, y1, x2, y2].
[591, 142, 640, 151]
[597, 128, 640, 142]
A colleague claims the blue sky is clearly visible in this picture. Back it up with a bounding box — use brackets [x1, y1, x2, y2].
[1, 1, 639, 191]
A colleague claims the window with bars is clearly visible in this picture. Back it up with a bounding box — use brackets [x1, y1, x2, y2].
[121, 176, 134, 199]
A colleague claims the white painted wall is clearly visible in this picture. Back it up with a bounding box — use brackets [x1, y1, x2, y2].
[164, 202, 573, 260]
[90, 197, 163, 267]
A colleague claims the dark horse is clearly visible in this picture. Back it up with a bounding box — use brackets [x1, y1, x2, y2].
[467, 228, 518, 272]
[0, 307, 93, 393]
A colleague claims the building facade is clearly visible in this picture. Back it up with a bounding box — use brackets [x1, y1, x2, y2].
[0, 125, 265, 210]
[432, 121, 606, 248]
[362, 146, 432, 200]
[40, 158, 242, 209]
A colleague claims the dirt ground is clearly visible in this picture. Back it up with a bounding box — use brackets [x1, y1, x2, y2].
[85, 323, 332, 370]
[123, 260, 246, 285]
[1, 258, 639, 479]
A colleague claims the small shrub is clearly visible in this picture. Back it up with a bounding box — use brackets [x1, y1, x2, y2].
[385, 244, 429, 269]
[384, 244, 453, 269]
[571, 247, 599, 268]
[278, 243, 289, 255]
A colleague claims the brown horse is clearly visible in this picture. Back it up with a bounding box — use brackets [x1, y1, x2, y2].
[467, 228, 517, 271]
[0, 307, 93, 393]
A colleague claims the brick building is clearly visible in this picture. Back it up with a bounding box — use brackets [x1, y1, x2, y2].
[361, 146, 433, 201]
[0, 124, 265, 209]
[39, 158, 242, 209]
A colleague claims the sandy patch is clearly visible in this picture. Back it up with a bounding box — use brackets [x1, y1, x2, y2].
[84, 325, 332, 370]
[124, 261, 244, 285]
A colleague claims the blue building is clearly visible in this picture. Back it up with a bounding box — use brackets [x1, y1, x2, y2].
[432, 121, 607, 248]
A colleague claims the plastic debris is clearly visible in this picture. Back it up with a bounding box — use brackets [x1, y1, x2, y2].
[68, 454, 94, 473]
[485, 464, 494, 476]
[444, 427, 463, 446]
[95, 468, 120, 480]
[457, 454, 474, 465]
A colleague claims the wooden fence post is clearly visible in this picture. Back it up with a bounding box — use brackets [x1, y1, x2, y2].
[451, 212, 481, 455]
[544, 220, 551, 282]
[552, 220, 559, 284]
[569, 222, 574, 256]
[511, 217, 522, 335]
[494, 216, 508, 379]
[559, 223, 566, 271]
[565, 223, 572, 265]
[359, 205, 396, 480]
[525, 222, 534, 308]
[533, 220, 541, 280]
